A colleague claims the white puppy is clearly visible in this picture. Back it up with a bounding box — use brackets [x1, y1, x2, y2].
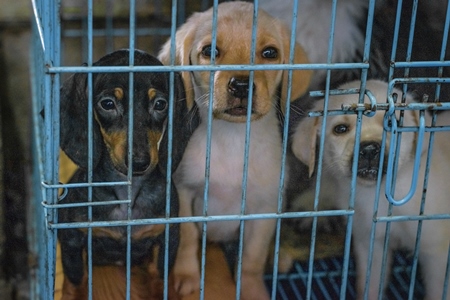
[291, 79, 450, 299]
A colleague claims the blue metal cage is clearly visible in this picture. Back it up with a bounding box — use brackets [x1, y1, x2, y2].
[30, 0, 450, 299]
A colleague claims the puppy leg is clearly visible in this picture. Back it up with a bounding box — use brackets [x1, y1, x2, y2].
[353, 236, 393, 300]
[59, 228, 86, 286]
[238, 218, 275, 300]
[172, 188, 200, 296]
[61, 275, 87, 300]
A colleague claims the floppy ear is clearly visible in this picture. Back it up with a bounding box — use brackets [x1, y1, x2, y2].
[59, 73, 103, 169]
[158, 72, 200, 175]
[291, 115, 320, 177]
[158, 14, 200, 111]
[279, 25, 313, 112]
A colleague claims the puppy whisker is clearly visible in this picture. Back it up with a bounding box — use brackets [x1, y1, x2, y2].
[195, 92, 211, 109]
[289, 104, 306, 118]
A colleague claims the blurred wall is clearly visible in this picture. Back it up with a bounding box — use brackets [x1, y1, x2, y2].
[0, 0, 32, 298]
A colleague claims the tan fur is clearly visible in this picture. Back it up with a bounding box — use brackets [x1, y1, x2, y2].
[147, 88, 157, 101]
[157, 2, 312, 299]
[100, 129, 127, 170]
[61, 265, 179, 300]
[291, 79, 450, 299]
[147, 130, 162, 169]
[77, 224, 166, 241]
[114, 87, 124, 101]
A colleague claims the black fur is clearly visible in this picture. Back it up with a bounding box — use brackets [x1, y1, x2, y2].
[58, 49, 198, 286]
[373, 0, 450, 102]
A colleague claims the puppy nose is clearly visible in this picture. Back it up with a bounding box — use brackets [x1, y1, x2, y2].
[125, 155, 150, 173]
[228, 77, 254, 99]
[359, 142, 381, 160]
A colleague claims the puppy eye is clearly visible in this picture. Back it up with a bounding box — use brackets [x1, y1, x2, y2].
[100, 98, 117, 111]
[201, 45, 219, 57]
[334, 124, 349, 134]
[262, 47, 278, 59]
[153, 98, 167, 111]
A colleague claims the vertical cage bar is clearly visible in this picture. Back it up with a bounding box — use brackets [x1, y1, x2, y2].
[125, 2, 137, 299]
[30, 1, 47, 296]
[41, 0, 61, 298]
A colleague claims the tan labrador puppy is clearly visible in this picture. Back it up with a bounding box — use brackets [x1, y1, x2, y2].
[158, 2, 312, 299]
[292, 79, 450, 300]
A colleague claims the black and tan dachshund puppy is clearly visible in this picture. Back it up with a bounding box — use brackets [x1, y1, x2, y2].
[57, 49, 198, 297]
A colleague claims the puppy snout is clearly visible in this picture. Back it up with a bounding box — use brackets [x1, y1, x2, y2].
[359, 142, 381, 161]
[228, 77, 254, 99]
[356, 141, 384, 181]
[125, 154, 150, 174]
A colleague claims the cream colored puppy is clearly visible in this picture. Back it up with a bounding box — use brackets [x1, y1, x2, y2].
[158, 2, 312, 299]
[292, 79, 450, 299]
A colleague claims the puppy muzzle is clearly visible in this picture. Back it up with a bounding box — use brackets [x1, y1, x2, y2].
[354, 141, 387, 181]
[226, 77, 256, 116]
[125, 153, 151, 175]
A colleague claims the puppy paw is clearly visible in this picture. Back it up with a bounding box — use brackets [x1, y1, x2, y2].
[172, 230, 200, 296]
[239, 272, 270, 300]
[172, 253, 200, 296]
[173, 273, 200, 296]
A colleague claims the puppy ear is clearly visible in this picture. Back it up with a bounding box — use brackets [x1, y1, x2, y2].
[291, 115, 320, 177]
[59, 73, 103, 169]
[158, 72, 200, 175]
[279, 25, 313, 112]
[158, 14, 200, 111]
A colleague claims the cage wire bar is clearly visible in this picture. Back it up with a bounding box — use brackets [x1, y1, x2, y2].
[29, 0, 450, 299]
[31, 0, 61, 299]
[30, 2, 46, 298]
